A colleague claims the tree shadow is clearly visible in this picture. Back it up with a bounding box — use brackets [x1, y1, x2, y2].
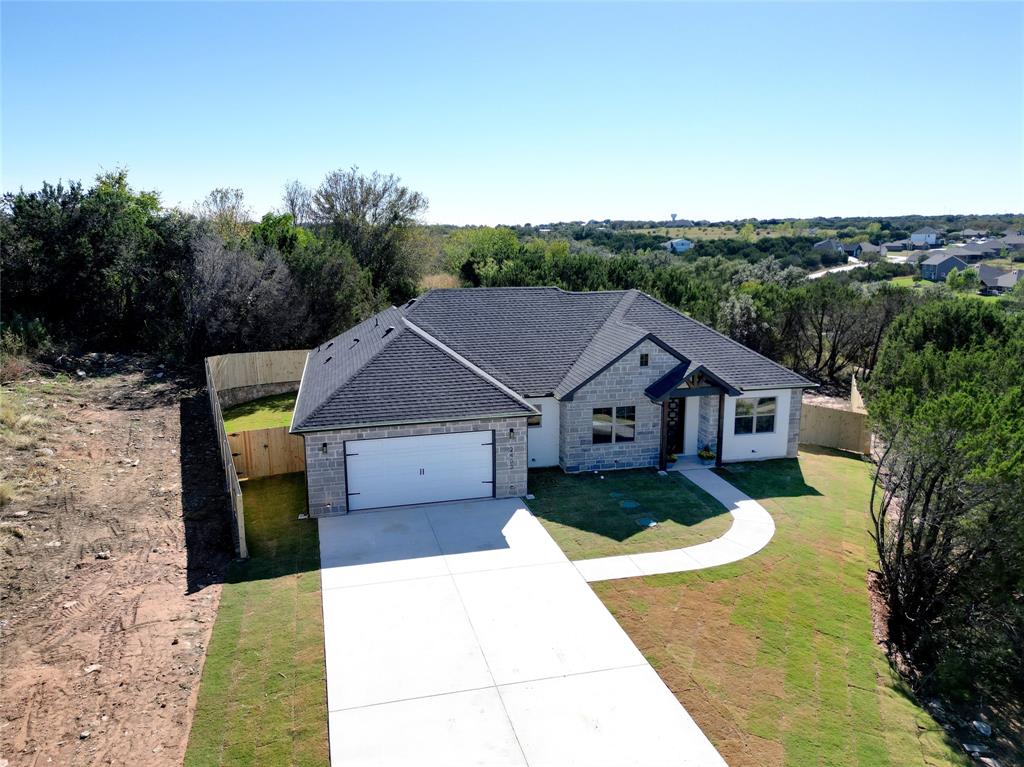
[526, 467, 731, 544]
[713, 454, 828, 500]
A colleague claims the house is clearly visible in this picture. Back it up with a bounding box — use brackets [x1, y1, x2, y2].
[812, 238, 846, 257]
[841, 242, 863, 260]
[858, 241, 881, 258]
[290, 288, 812, 516]
[921, 253, 968, 281]
[961, 240, 1003, 260]
[881, 238, 912, 252]
[975, 264, 1022, 293]
[911, 226, 942, 247]
[662, 238, 694, 254]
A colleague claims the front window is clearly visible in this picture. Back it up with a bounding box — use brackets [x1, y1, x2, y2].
[734, 397, 776, 434]
[592, 406, 635, 444]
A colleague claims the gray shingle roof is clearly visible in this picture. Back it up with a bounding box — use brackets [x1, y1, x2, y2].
[922, 253, 968, 266]
[404, 287, 623, 396]
[291, 311, 535, 432]
[294, 287, 812, 431]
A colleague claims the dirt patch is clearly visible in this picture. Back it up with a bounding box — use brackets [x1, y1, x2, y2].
[1, 356, 232, 767]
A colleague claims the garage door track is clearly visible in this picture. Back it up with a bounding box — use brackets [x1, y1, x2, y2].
[319, 498, 727, 767]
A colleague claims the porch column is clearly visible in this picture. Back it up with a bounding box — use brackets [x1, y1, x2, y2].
[658, 400, 669, 470]
[715, 391, 725, 468]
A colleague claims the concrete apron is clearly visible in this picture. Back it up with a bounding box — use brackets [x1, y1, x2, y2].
[318, 497, 728, 767]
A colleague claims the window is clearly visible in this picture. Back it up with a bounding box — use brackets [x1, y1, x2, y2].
[734, 397, 776, 435]
[639, 353, 649, 367]
[615, 406, 636, 442]
[592, 406, 635, 444]
[527, 412, 542, 428]
[592, 407, 613, 443]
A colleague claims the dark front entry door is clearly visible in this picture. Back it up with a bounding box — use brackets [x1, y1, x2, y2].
[665, 398, 685, 455]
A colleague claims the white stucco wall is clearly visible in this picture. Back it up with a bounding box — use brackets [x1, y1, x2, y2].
[721, 388, 792, 462]
[525, 397, 560, 468]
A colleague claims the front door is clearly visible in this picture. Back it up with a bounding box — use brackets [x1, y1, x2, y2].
[665, 398, 685, 455]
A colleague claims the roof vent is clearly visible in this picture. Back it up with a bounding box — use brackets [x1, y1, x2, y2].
[406, 297, 417, 307]
[323, 356, 332, 364]
[383, 326, 395, 337]
[325, 341, 333, 349]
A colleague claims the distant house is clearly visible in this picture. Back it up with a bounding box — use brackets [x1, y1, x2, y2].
[976, 264, 1022, 293]
[999, 232, 1024, 251]
[858, 241, 881, 258]
[962, 228, 987, 238]
[921, 253, 968, 282]
[812, 238, 846, 257]
[662, 238, 694, 254]
[882, 238, 912, 252]
[961, 240, 1002, 260]
[841, 242, 863, 260]
[911, 226, 942, 247]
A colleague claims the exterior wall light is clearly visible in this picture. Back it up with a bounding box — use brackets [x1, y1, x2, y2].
[321, 442, 328, 454]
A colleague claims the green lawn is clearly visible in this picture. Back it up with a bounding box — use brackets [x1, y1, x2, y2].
[592, 449, 968, 767]
[184, 474, 327, 767]
[526, 468, 732, 560]
[222, 392, 298, 432]
[888, 275, 917, 286]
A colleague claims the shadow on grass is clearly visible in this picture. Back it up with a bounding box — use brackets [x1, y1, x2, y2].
[226, 473, 321, 584]
[713, 452, 837, 500]
[527, 467, 729, 544]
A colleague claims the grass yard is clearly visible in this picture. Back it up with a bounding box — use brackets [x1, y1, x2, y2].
[592, 448, 968, 767]
[526, 468, 732, 560]
[222, 392, 297, 432]
[888, 275, 917, 286]
[184, 474, 327, 767]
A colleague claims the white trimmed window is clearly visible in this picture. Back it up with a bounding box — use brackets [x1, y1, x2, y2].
[735, 397, 776, 434]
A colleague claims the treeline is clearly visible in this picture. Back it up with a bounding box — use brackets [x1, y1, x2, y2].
[867, 300, 1024, 705]
[0, 169, 430, 359]
[443, 226, 968, 384]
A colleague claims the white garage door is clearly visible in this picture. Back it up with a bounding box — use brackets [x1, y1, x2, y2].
[345, 430, 494, 511]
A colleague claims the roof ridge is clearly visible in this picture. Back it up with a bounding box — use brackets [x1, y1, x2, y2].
[630, 292, 814, 389]
[401, 318, 538, 413]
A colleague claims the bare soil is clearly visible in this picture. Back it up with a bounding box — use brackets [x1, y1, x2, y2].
[1, 356, 232, 767]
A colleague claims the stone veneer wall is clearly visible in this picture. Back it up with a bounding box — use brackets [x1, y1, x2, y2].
[695, 394, 720, 454]
[303, 416, 528, 517]
[786, 393, 803, 458]
[559, 339, 679, 472]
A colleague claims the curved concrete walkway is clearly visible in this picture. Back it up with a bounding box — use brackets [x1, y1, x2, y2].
[573, 463, 775, 582]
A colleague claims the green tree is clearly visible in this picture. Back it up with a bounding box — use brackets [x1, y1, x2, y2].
[311, 167, 428, 303]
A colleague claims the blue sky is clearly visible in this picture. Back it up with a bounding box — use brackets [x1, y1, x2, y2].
[3, 2, 1022, 224]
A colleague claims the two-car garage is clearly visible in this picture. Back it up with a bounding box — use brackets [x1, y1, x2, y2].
[344, 431, 496, 512]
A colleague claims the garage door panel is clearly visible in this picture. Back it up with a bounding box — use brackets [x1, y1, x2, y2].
[346, 431, 495, 511]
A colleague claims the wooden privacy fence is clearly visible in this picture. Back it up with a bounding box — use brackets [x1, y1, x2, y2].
[227, 426, 305, 479]
[206, 349, 309, 395]
[205, 349, 311, 558]
[800, 403, 872, 455]
[205, 358, 248, 559]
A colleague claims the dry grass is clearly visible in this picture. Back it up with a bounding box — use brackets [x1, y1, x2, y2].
[419, 272, 461, 290]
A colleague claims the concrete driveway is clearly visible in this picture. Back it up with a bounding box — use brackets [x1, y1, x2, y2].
[319, 498, 727, 767]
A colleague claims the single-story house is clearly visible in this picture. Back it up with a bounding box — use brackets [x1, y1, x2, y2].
[290, 288, 813, 516]
[881, 238, 912, 252]
[841, 242, 863, 260]
[812, 238, 846, 257]
[663, 238, 694, 254]
[858, 241, 881, 257]
[921, 253, 968, 282]
[961, 240, 1003, 260]
[975, 264, 1021, 293]
[911, 226, 942, 247]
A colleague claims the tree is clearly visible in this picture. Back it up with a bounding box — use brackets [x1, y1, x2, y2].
[738, 222, 756, 242]
[194, 187, 250, 244]
[282, 180, 311, 225]
[311, 167, 428, 303]
[866, 301, 1024, 698]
